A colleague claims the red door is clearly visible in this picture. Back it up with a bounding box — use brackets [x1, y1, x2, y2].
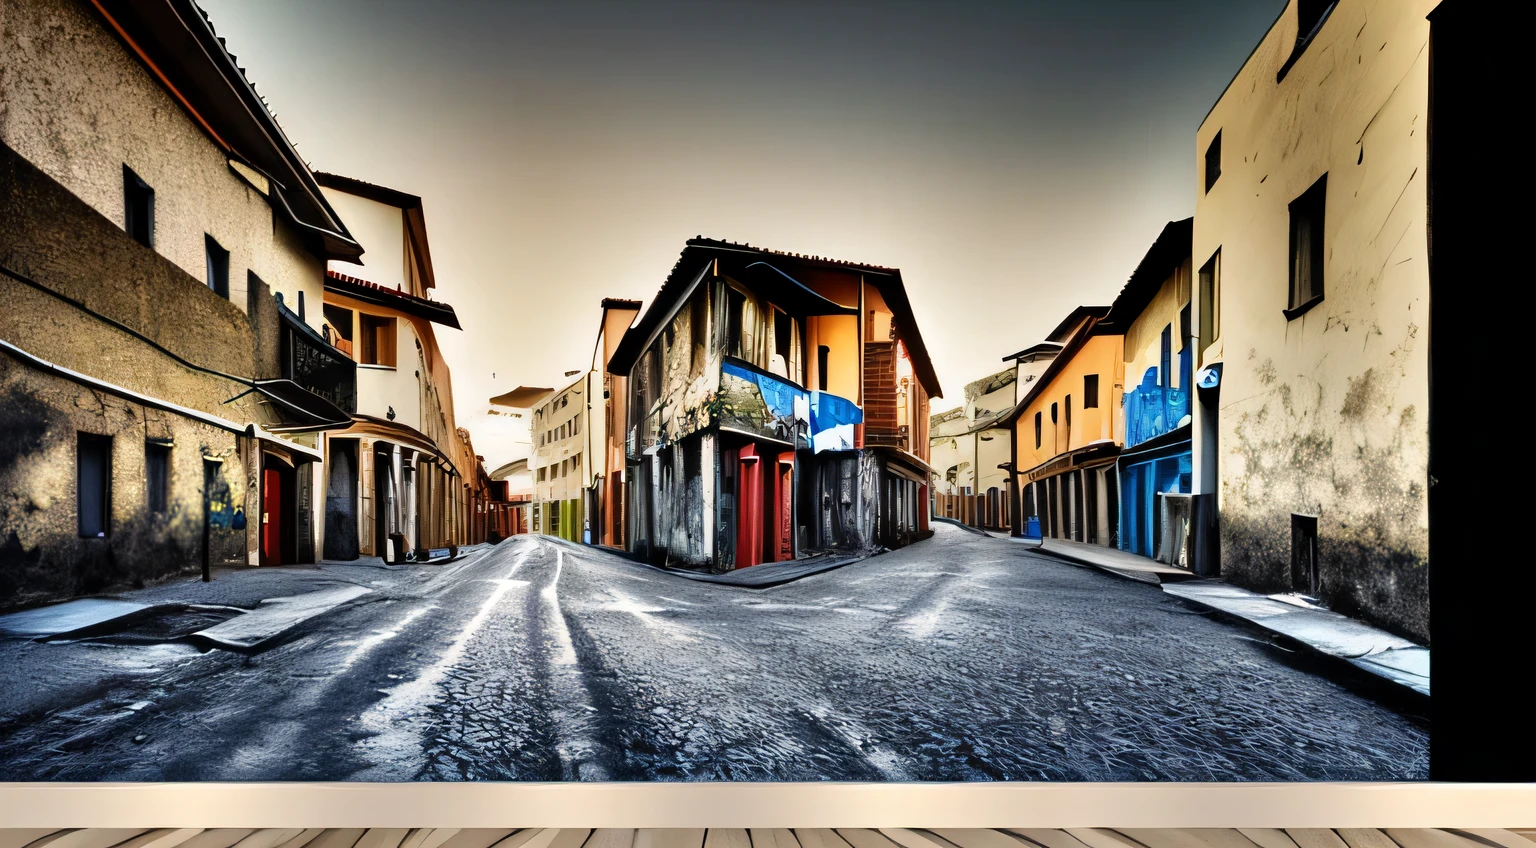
[262, 467, 283, 566]
[772, 452, 795, 562]
[737, 445, 762, 567]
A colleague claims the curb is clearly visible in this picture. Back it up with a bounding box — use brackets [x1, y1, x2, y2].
[1029, 544, 1164, 586]
[1160, 590, 1431, 711]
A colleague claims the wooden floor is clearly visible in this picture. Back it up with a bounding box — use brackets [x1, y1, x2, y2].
[2, 828, 1532, 848]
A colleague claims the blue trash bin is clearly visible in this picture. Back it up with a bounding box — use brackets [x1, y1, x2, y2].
[1025, 516, 1042, 540]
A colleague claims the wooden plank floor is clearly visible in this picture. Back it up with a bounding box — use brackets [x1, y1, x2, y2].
[2, 830, 1531, 848]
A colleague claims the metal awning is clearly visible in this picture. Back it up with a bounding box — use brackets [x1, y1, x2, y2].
[490, 386, 556, 408]
[252, 379, 353, 432]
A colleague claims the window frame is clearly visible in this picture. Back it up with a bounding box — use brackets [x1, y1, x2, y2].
[123, 165, 154, 248]
[204, 234, 230, 299]
[1204, 131, 1222, 193]
[77, 433, 113, 538]
[145, 440, 172, 516]
[1285, 173, 1328, 320]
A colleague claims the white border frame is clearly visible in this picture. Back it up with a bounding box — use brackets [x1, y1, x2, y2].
[1, 783, 1533, 828]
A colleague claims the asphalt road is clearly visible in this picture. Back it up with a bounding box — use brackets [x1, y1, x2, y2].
[0, 525, 1429, 781]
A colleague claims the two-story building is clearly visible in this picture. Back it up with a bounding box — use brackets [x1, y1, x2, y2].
[315, 173, 469, 562]
[607, 238, 941, 570]
[929, 368, 1016, 529]
[1192, 0, 1434, 643]
[1003, 306, 1119, 546]
[1098, 219, 1196, 566]
[0, 0, 360, 604]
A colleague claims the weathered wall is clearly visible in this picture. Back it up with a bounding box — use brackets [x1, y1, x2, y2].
[1193, 0, 1433, 642]
[322, 189, 408, 293]
[0, 0, 326, 333]
[0, 356, 248, 609]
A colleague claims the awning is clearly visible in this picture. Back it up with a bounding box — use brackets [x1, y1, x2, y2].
[490, 386, 556, 408]
[247, 423, 323, 462]
[253, 379, 353, 432]
[1022, 440, 1120, 483]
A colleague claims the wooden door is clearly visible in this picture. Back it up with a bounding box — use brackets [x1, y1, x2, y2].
[261, 467, 283, 566]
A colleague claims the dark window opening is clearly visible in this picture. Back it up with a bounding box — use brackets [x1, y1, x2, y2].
[1287, 173, 1327, 317]
[1278, 0, 1339, 82]
[78, 433, 112, 538]
[123, 166, 154, 248]
[774, 309, 793, 375]
[205, 234, 229, 298]
[1199, 249, 1221, 349]
[1204, 131, 1222, 193]
[1034, 411, 1042, 448]
[1291, 513, 1320, 595]
[725, 288, 746, 358]
[146, 441, 171, 515]
[1160, 324, 1173, 387]
[1050, 402, 1058, 424]
[297, 291, 306, 322]
[818, 345, 830, 390]
[1084, 374, 1100, 409]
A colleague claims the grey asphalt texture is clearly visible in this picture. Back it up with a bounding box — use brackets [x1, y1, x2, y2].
[0, 525, 1428, 781]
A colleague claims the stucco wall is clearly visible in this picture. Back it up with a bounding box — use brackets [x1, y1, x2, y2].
[0, 356, 249, 609]
[1124, 259, 1193, 394]
[0, 0, 326, 333]
[1013, 334, 1125, 473]
[1193, 0, 1433, 642]
[534, 377, 587, 503]
[322, 189, 408, 293]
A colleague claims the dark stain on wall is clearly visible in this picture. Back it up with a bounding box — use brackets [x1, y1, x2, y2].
[1223, 356, 1428, 644]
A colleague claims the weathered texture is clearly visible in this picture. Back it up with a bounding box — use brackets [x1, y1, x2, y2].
[0, 0, 327, 329]
[1193, 0, 1432, 643]
[0, 356, 249, 609]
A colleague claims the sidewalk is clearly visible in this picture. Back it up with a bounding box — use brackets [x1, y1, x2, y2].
[1029, 535, 1429, 699]
[1028, 536, 1198, 584]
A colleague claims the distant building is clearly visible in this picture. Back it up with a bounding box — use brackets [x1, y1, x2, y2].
[1003, 306, 1119, 546]
[1191, 0, 1434, 642]
[929, 368, 1016, 529]
[529, 376, 589, 542]
[489, 457, 533, 537]
[316, 173, 470, 561]
[0, 0, 360, 604]
[608, 238, 942, 569]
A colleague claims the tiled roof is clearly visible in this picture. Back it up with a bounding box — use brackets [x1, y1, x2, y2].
[325, 270, 461, 329]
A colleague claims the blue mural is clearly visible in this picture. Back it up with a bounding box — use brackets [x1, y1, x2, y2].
[1122, 359, 1191, 447]
[718, 361, 810, 446]
[810, 390, 863, 453]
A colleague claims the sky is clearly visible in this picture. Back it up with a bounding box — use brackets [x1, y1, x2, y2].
[198, 0, 1283, 468]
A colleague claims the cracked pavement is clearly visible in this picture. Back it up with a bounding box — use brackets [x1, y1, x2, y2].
[0, 524, 1428, 780]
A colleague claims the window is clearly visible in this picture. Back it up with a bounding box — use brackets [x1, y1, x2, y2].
[1160, 324, 1173, 386]
[725, 288, 745, 358]
[1034, 412, 1042, 449]
[1204, 131, 1221, 193]
[1278, 0, 1339, 82]
[538, 467, 546, 482]
[572, 417, 580, 436]
[1287, 174, 1327, 317]
[1050, 402, 1058, 424]
[818, 345, 830, 390]
[1199, 249, 1221, 349]
[1084, 374, 1100, 409]
[1065, 395, 1072, 435]
[1291, 513, 1320, 594]
[773, 308, 793, 378]
[297, 290, 306, 322]
[204, 235, 229, 298]
[323, 303, 353, 353]
[359, 313, 397, 366]
[123, 166, 154, 248]
[146, 441, 171, 516]
[572, 454, 581, 473]
[78, 433, 112, 538]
